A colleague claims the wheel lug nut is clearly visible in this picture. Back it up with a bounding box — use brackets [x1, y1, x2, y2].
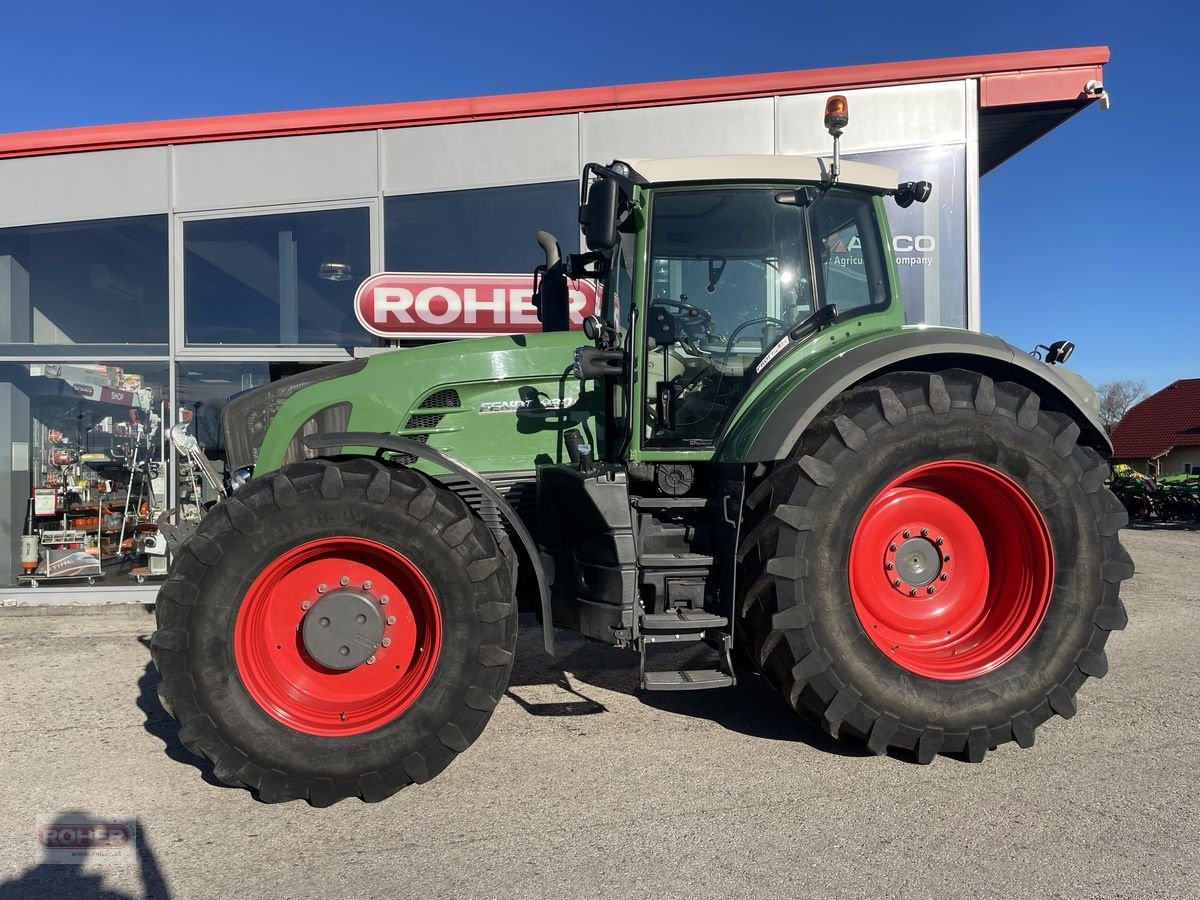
[944, 555, 951, 562]
[362, 580, 372, 591]
[935, 537, 944, 546]
[317, 584, 327, 594]
[927, 587, 936, 595]
[366, 656, 376, 665]
[381, 638, 391, 648]
[902, 530, 911, 539]
[889, 544, 898, 552]
[893, 579, 902, 588]
[301, 600, 312, 610]
[379, 595, 389, 605]
[339, 576, 350, 586]
[387, 616, 396, 626]
[940, 573, 949, 582]
[908, 588, 918, 597]
[885, 562, 895, 571]
[920, 528, 929, 537]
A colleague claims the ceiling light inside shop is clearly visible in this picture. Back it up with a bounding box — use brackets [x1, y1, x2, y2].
[318, 260, 354, 282]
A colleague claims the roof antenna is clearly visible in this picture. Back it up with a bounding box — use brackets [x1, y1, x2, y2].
[824, 95, 848, 186]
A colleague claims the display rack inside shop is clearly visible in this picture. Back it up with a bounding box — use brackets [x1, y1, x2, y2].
[17, 364, 169, 587]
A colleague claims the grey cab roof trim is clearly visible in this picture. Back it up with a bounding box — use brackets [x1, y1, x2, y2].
[616, 155, 899, 192]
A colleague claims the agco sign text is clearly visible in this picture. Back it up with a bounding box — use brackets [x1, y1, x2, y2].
[355, 273, 599, 339]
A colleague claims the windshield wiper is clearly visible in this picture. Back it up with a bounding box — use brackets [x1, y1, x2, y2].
[751, 304, 838, 379]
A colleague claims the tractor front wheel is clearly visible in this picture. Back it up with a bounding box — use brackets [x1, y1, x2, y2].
[738, 370, 1132, 762]
[151, 458, 517, 805]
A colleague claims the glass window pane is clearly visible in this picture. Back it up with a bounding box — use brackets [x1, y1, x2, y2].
[184, 207, 371, 347]
[0, 360, 168, 590]
[385, 182, 578, 273]
[644, 188, 812, 448]
[846, 145, 966, 327]
[0, 216, 168, 350]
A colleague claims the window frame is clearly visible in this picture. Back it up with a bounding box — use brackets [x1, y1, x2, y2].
[173, 197, 380, 361]
[0, 213, 171, 355]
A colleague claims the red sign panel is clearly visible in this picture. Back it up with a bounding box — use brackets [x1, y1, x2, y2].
[354, 272, 599, 339]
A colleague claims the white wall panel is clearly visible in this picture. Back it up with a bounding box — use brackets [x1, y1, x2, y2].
[777, 81, 967, 155]
[173, 131, 378, 211]
[581, 98, 774, 165]
[0, 147, 168, 228]
[382, 115, 577, 195]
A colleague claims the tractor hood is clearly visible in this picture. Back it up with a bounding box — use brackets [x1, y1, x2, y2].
[226, 331, 597, 478]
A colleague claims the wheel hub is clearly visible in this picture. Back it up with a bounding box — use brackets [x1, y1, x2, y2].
[883, 527, 955, 596]
[301, 589, 385, 670]
[895, 537, 939, 585]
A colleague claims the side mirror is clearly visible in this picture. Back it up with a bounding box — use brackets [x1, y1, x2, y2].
[579, 176, 619, 250]
[894, 181, 933, 209]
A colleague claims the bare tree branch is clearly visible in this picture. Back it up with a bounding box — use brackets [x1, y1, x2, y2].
[1097, 380, 1149, 434]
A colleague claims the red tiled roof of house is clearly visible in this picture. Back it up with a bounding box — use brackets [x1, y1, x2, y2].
[1111, 379, 1200, 459]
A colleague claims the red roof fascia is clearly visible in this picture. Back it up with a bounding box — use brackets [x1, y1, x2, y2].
[1111, 379, 1200, 459]
[0, 47, 1109, 160]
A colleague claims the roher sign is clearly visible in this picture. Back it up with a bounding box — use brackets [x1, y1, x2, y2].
[354, 272, 599, 339]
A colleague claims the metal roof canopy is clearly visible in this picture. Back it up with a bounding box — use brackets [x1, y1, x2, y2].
[0, 47, 1108, 172]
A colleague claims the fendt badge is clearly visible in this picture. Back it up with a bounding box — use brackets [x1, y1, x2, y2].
[479, 397, 577, 415]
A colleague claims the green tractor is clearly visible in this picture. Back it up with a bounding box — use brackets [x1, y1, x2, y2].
[152, 100, 1131, 805]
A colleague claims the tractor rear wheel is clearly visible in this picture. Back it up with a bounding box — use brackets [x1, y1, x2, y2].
[151, 457, 516, 805]
[738, 369, 1132, 762]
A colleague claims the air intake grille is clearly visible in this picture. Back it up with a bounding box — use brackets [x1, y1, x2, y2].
[418, 389, 460, 409]
[404, 413, 444, 430]
[392, 433, 429, 466]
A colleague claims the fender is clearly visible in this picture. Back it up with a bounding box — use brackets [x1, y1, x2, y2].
[303, 432, 555, 656]
[728, 329, 1110, 464]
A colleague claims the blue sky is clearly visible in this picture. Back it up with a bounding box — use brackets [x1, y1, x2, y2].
[3, 0, 1195, 391]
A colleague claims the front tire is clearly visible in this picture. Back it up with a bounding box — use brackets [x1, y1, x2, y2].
[152, 458, 517, 805]
[738, 370, 1132, 762]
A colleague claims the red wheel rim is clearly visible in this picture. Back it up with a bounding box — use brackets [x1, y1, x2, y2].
[849, 461, 1054, 680]
[234, 538, 442, 736]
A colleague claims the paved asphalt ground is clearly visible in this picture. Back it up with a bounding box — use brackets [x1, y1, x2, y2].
[0, 526, 1196, 900]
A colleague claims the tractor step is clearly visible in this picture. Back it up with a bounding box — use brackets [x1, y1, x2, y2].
[641, 609, 727, 633]
[642, 669, 734, 691]
[631, 497, 710, 509]
[637, 611, 736, 692]
[640, 552, 715, 568]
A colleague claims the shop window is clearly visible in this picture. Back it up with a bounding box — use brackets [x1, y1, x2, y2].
[0, 216, 168, 351]
[0, 360, 168, 589]
[385, 181, 578, 274]
[184, 206, 371, 347]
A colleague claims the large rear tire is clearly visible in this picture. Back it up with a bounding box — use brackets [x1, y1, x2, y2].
[152, 458, 517, 805]
[738, 370, 1132, 762]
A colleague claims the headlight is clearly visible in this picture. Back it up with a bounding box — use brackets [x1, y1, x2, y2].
[230, 467, 254, 491]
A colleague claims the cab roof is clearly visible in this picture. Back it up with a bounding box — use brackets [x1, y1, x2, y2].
[616, 155, 899, 192]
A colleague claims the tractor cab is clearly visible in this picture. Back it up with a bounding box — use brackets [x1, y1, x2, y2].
[567, 154, 906, 452]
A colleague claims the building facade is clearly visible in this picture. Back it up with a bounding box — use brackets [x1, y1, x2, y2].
[1112, 378, 1200, 476]
[0, 48, 1109, 604]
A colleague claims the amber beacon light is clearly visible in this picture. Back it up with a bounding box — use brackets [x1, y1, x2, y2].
[824, 95, 849, 135]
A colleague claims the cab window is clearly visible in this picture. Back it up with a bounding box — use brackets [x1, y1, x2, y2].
[641, 186, 884, 448]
